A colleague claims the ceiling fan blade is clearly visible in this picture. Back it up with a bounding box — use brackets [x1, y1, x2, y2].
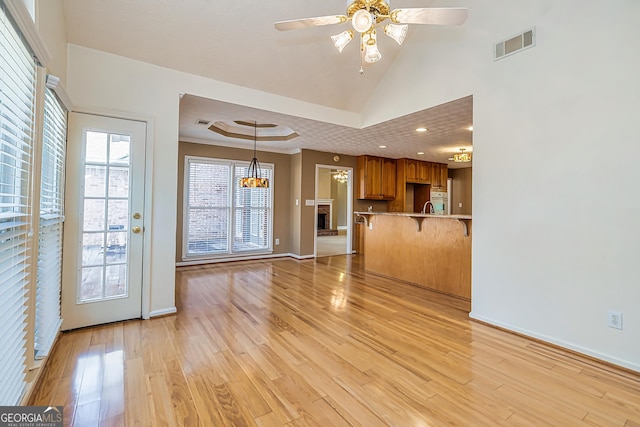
[274, 15, 348, 31]
[391, 7, 468, 26]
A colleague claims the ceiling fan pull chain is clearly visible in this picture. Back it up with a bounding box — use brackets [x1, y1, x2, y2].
[359, 34, 365, 75]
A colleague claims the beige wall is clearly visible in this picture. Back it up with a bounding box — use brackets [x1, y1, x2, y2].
[289, 152, 302, 255]
[450, 167, 472, 215]
[296, 150, 375, 256]
[176, 142, 292, 262]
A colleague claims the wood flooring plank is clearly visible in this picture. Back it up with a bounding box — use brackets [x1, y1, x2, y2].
[30, 255, 640, 426]
[99, 348, 124, 422]
[124, 357, 152, 427]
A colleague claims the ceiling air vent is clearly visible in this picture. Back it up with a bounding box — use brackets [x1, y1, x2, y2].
[494, 27, 535, 61]
[195, 119, 210, 126]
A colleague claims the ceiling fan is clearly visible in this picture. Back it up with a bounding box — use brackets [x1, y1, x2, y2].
[274, 0, 468, 72]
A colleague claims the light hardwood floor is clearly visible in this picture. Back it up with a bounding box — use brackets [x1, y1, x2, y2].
[31, 255, 640, 426]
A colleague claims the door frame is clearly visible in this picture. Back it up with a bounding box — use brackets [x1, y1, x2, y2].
[67, 108, 155, 320]
[314, 164, 353, 257]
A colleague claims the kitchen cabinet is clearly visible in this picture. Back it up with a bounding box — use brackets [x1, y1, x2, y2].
[429, 162, 448, 190]
[389, 160, 448, 212]
[355, 223, 365, 254]
[357, 155, 396, 200]
[405, 159, 429, 183]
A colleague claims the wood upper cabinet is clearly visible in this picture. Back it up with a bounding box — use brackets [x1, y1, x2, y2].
[405, 159, 430, 183]
[357, 155, 396, 200]
[429, 162, 448, 189]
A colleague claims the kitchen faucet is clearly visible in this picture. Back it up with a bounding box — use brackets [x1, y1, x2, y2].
[421, 201, 434, 214]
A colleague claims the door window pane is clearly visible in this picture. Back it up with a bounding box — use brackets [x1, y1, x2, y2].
[106, 232, 127, 264]
[82, 233, 105, 266]
[78, 130, 132, 302]
[85, 131, 107, 163]
[107, 200, 128, 230]
[84, 165, 106, 197]
[105, 265, 126, 298]
[109, 135, 130, 165]
[83, 200, 105, 231]
[108, 167, 129, 197]
[81, 267, 104, 301]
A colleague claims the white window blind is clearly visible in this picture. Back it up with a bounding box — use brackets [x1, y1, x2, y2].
[233, 165, 272, 252]
[0, 1, 36, 405]
[35, 88, 66, 358]
[184, 157, 273, 259]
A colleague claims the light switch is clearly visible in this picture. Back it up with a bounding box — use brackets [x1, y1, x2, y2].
[305, 199, 315, 206]
[459, 202, 463, 208]
[295, 199, 299, 206]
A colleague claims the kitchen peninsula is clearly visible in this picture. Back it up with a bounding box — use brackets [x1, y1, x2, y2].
[355, 212, 472, 305]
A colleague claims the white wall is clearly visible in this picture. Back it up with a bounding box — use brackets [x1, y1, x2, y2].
[35, 0, 66, 85]
[366, 0, 640, 370]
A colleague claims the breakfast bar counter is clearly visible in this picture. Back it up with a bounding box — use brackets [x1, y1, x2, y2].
[355, 211, 472, 302]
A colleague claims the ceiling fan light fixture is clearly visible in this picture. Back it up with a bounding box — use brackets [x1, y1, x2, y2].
[384, 23, 408, 45]
[331, 30, 354, 53]
[352, 9, 373, 33]
[363, 31, 382, 63]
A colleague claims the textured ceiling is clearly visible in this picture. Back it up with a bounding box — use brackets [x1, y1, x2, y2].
[63, 0, 473, 167]
[180, 94, 473, 167]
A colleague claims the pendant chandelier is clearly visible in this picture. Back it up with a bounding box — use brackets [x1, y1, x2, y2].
[453, 148, 472, 163]
[240, 121, 269, 188]
[333, 170, 349, 183]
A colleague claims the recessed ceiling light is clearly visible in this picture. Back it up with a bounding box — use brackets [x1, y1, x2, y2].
[416, 127, 428, 132]
[417, 151, 424, 155]
[467, 126, 473, 131]
[379, 145, 387, 149]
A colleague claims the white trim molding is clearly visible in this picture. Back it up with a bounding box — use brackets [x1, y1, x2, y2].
[4, 0, 51, 65]
[149, 307, 177, 318]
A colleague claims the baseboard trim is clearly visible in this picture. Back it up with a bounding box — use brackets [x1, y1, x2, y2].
[177, 253, 289, 267]
[470, 312, 640, 374]
[176, 253, 318, 267]
[149, 307, 177, 318]
[289, 253, 315, 260]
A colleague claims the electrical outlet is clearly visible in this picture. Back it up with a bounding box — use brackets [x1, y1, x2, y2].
[459, 202, 463, 208]
[608, 311, 623, 330]
[275, 238, 280, 245]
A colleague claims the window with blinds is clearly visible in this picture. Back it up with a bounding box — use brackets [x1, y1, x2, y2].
[35, 88, 66, 358]
[184, 157, 273, 258]
[0, 1, 37, 405]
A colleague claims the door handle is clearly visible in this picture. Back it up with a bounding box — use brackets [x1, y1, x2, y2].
[132, 226, 142, 234]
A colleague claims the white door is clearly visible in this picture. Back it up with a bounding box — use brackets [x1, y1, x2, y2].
[61, 113, 146, 330]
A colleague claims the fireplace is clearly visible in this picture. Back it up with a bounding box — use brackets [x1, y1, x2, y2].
[317, 203, 338, 236]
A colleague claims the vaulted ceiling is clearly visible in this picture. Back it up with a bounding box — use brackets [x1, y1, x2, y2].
[63, 0, 473, 166]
